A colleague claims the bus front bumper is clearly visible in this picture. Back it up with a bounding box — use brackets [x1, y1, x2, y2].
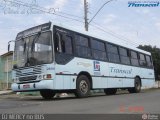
[11, 80, 54, 92]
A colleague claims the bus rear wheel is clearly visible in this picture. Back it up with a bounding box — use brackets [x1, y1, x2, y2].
[104, 88, 117, 95]
[128, 77, 141, 93]
[40, 90, 56, 99]
[75, 75, 90, 98]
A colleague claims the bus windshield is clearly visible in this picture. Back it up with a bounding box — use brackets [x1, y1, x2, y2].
[14, 31, 52, 68]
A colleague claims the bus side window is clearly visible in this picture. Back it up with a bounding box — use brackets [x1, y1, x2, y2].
[55, 32, 73, 55]
[146, 55, 152, 68]
[130, 51, 139, 66]
[119, 47, 130, 65]
[106, 43, 120, 63]
[55, 32, 62, 53]
[139, 53, 147, 67]
[91, 39, 107, 61]
[61, 35, 73, 55]
[75, 35, 91, 58]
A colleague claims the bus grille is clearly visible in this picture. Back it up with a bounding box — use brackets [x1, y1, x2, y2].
[15, 65, 42, 78]
[19, 76, 37, 82]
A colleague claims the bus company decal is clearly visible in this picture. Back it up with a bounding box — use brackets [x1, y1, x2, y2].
[110, 67, 132, 74]
[93, 61, 100, 71]
[93, 61, 101, 76]
[77, 62, 92, 67]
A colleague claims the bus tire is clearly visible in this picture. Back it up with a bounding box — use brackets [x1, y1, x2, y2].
[104, 88, 117, 95]
[128, 77, 141, 93]
[75, 75, 90, 98]
[40, 90, 56, 99]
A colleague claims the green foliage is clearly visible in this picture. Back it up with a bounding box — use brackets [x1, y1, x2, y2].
[138, 45, 160, 80]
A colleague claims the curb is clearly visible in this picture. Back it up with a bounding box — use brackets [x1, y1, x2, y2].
[0, 91, 15, 95]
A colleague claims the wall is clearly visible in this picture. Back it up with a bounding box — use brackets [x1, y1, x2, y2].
[0, 54, 13, 90]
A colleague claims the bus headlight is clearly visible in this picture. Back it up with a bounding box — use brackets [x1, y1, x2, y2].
[43, 74, 52, 80]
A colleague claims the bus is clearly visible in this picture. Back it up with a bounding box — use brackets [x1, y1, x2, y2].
[11, 22, 155, 99]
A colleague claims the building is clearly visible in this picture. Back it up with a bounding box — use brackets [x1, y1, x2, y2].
[0, 51, 13, 90]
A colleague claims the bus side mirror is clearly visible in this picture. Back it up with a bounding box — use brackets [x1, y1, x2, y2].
[8, 40, 15, 52]
[8, 44, 10, 52]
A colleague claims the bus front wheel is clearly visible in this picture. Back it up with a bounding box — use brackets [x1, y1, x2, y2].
[128, 77, 141, 93]
[40, 90, 56, 99]
[104, 88, 117, 95]
[75, 75, 90, 98]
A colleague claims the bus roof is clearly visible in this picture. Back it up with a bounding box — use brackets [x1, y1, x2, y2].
[52, 22, 151, 55]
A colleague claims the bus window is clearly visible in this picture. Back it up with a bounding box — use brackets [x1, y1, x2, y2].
[75, 35, 91, 58]
[91, 39, 107, 61]
[55, 32, 62, 53]
[131, 51, 139, 66]
[91, 39, 105, 51]
[146, 55, 152, 68]
[55, 32, 73, 55]
[106, 43, 120, 63]
[139, 53, 147, 67]
[119, 47, 130, 65]
[75, 35, 89, 47]
[62, 35, 73, 55]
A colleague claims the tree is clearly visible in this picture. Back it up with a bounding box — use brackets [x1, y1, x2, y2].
[138, 45, 160, 80]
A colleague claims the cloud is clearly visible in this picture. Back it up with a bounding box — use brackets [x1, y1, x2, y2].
[46, 0, 68, 11]
[152, 16, 158, 21]
[142, 9, 150, 14]
[33, 16, 46, 24]
[155, 22, 160, 30]
[136, 9, 150, 15]
[103, 14, 117, 24]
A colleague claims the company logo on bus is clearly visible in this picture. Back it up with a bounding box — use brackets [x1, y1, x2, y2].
[94, 61, 100, 71]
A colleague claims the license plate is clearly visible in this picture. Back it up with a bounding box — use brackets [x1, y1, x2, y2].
[23, 84, 30, 89]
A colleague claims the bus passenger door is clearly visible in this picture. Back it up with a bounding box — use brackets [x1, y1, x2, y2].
[54, 29, 74, 89]
[55, 67, 72, 89]
[62, 71, 71, 89]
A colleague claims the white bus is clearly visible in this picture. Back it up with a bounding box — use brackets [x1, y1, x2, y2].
[11, 22, 155, 99]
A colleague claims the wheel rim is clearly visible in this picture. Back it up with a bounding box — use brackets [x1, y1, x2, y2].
[79, 80, 88, 94]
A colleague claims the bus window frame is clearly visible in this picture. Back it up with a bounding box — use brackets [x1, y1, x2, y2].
[53, 25, 154, 69]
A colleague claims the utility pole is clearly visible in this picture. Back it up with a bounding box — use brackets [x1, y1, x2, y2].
[84, 0, 88, 31]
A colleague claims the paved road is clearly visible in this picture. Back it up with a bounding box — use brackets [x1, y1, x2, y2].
[0, 89, 160, 114]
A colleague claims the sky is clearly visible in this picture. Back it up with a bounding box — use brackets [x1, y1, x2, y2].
[0, 0, 160, 55]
